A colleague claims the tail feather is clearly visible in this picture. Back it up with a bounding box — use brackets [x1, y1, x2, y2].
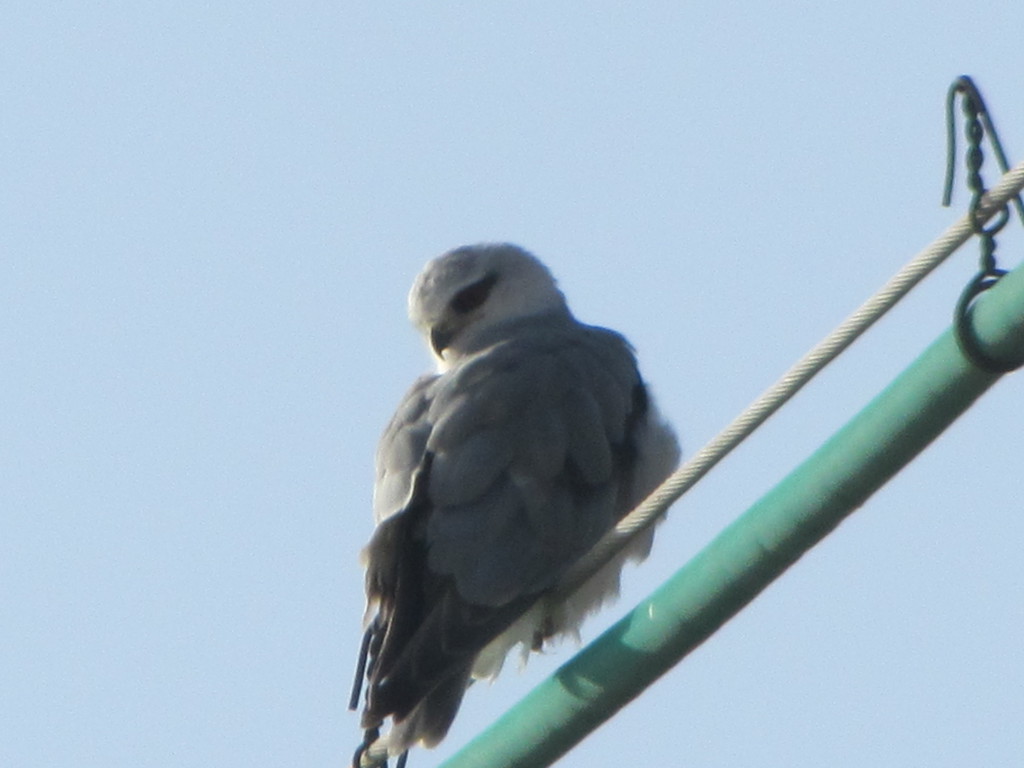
[381, 664, 473, 754]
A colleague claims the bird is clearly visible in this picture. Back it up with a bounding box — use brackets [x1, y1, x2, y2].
[351, 243, 679, 763]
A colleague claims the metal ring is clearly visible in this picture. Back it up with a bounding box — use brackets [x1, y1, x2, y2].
[953, 270, 1021, 373]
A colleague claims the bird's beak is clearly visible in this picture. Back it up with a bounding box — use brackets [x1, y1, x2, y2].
[430, 326, 455, 357]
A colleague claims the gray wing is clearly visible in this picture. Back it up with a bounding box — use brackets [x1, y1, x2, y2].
[372, 373, 438, 526]
[360, 321, 648, 747]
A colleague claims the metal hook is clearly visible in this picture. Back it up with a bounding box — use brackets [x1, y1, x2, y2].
[349, 625, 375, 711]
[353, 727, 384, 768]
[943, 75, 1024, 225]
[942, 75, 1023, 373]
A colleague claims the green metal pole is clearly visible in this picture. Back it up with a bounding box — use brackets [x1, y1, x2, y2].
[438, 258, 1024, 768]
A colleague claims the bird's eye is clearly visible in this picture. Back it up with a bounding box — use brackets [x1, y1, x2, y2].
[450, 273, 497, 314]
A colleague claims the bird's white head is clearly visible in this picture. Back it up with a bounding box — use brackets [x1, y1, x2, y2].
[408, 243, 569, 369]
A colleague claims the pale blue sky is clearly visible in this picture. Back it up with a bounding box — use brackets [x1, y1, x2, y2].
[3, 3, 1023, 767]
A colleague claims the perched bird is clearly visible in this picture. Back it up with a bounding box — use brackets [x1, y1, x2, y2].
[353, 243, 679, 761]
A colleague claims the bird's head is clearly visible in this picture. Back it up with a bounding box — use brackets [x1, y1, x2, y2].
[408, 243, 569, 369]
